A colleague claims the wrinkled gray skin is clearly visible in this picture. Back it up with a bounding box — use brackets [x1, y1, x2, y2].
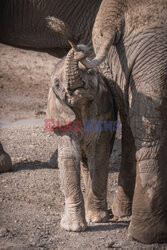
[47, 19, 117, 231]
[0, 0, 101, 54]
[84, 0, 167, 244]
[0, 142, 12, 173]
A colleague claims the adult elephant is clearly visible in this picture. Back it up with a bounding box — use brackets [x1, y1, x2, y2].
[83, 0, 167, 244]
[0, 142, 12, 173]
[0, 0, 101, 52]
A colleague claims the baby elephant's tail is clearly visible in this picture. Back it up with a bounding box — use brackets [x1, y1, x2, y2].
[46, 16, 77, 50]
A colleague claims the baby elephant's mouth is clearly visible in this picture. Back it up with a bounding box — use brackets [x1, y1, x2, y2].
[68, 81, 86, 93]
[52, 84, 87, 107]
[52, 76, 96, 108]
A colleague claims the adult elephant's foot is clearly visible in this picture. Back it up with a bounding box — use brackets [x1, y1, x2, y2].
[86, 209, 110, 223]
[61, 212, 87, 232]
[128, 216, 167, 243]
[112, 186, 132, 218]
[128, 169, 167, 243]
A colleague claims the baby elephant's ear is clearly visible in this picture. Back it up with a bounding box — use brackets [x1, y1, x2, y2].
[47, 88, 76, 126]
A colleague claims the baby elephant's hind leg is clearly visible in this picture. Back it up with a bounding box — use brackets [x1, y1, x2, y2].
[85, 133, 111, 223]
[58, 134, 87, 232]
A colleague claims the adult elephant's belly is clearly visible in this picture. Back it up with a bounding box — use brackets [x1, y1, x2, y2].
[0, 0, 68, 48]
[0, 0, 102, 49]
[0, 29, 67, 49]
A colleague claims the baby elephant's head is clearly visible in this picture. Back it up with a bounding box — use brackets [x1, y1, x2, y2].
[51, 44, 99, 104]
[48, 45, 100, 124]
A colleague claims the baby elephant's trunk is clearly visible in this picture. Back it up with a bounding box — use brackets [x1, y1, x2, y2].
[47, 16, 89, 91]
[64, 45, 89, 91]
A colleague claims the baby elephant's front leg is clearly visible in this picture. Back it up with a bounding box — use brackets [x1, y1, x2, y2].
[58, 134, 87, 232]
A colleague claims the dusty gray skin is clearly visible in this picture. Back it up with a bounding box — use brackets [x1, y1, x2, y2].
[0, 0, 101, 52]
[0, 142, 12, 173]
[47, 18, 117, 232]
[82, 0, 167, 244]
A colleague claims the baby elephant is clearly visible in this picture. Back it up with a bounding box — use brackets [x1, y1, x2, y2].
[47, 17, 117, 232]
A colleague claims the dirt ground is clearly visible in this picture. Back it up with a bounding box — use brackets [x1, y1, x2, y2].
[0, 43, 167, 249]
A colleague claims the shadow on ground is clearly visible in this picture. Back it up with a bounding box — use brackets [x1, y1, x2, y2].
[11, 159, 120, 173]
[87, 220, 129, 232]
[12, 160, 58, 172]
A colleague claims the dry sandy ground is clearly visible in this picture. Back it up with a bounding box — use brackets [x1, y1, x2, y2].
[0, 43, 167, 249]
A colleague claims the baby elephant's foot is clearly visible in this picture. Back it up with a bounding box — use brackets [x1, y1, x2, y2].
[86, 209, 110, 224]
[61, 213, 87, 232]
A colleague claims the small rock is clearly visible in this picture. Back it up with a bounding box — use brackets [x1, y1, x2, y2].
[38, 243, 46, 248]
[0, 227, 8, 237]
[34, 110, 46, 117]
[107, 242, 115, 248]
[111, 216, 119, 221]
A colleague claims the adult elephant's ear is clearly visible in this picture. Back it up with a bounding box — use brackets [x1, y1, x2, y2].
[47, 88, 76, 126]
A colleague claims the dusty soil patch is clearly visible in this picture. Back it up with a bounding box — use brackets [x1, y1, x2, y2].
[0, 43, 166, 249]
[0, 43, 59, 122]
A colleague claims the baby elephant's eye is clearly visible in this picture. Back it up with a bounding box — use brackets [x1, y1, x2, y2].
[54, 78, 59, 88]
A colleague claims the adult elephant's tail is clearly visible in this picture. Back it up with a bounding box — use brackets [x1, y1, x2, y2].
[46, 16, 77, 51]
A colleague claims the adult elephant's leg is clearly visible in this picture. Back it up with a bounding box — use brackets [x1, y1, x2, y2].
[58, 133, 87, 232]
[99, 62, 136, 218]
[85, 132, 111, 223]
[128, 58, 167, 243]
[112, 123, 136, 218]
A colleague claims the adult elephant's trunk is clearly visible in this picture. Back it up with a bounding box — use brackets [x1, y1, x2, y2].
[82, 38, 113, 68]
[83, 0, 126, 68]
[64, 45, 89, 91]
